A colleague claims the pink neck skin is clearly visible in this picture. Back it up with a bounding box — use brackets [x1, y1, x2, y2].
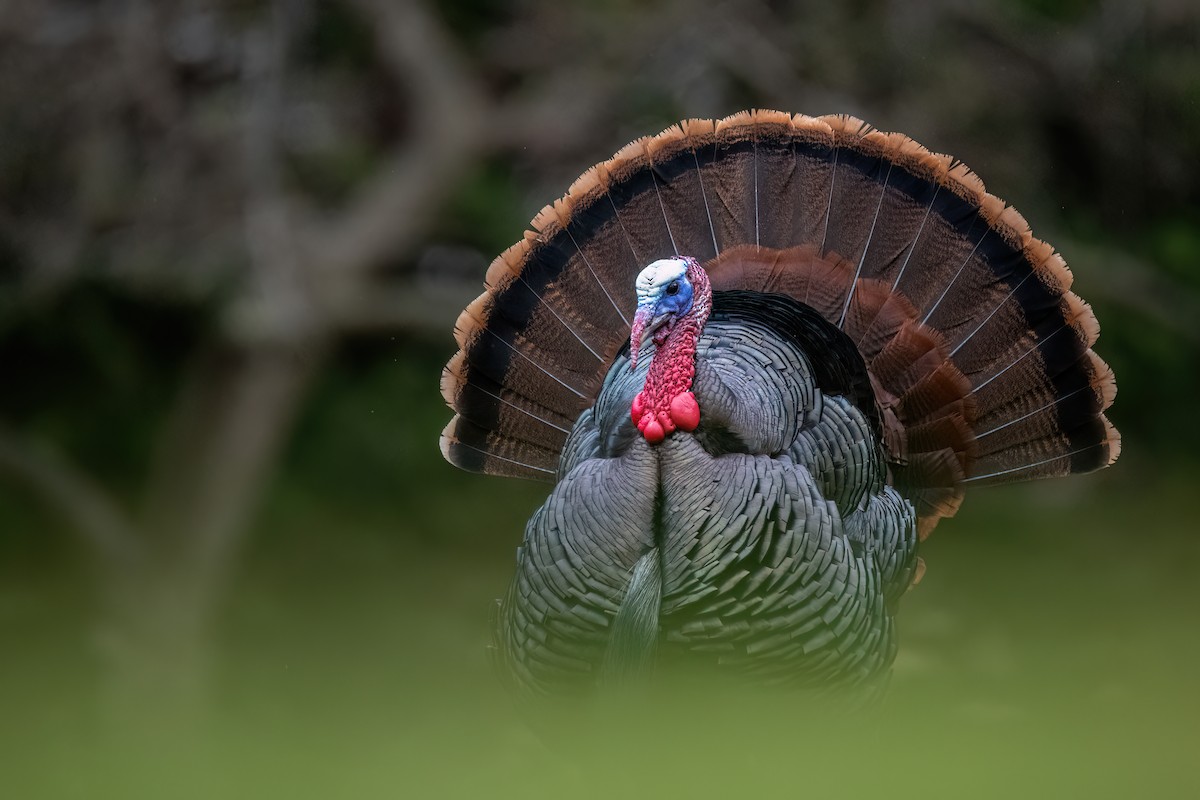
[630, 263, 712, 443]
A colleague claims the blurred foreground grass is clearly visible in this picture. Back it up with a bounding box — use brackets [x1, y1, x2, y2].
[2, 344, 1196, 799]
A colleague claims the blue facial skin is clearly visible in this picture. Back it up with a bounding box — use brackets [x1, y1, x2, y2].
[649, 275, 694, 321]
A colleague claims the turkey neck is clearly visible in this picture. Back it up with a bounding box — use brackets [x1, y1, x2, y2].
[642, 314, 704, 409]
[633, 264, 711, 442]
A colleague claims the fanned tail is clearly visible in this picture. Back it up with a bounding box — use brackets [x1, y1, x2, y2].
[441, 110, 1119, 533]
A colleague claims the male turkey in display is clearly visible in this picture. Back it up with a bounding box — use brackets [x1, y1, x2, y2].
[440, 111, 1119, 700]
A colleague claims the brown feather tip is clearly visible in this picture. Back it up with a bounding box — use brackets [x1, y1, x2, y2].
[565, 165, 603, 208]
[1103, 417, 1122, 466]
[1063, 292, 1101, 348]
[821, 114, 875, 141]
[678, 117, 717, 139]
[530, 201, 563, 238]
[453, 295, 491, 349]
[440, 352, 468, 407]
[646, 122, 691, 160]
[438, 423, 456, 463]
[484, 234, 535, 290]
[1088, 353, 1118, 409]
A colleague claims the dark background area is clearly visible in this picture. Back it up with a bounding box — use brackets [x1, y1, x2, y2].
[1, 1, 1197, 797]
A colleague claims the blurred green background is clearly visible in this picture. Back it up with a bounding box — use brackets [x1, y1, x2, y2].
[1, 1, 1198, 797]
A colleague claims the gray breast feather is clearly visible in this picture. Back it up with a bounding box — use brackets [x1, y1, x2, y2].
[496, 317, 919, 696]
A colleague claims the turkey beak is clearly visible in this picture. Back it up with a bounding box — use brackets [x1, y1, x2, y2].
[629, 306, 652, 369]
[630, 305, 669, 369]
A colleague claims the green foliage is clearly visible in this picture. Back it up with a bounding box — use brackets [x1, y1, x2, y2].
[0, 283, 210, 494]
[276, 338, 545, 547]
[433, 0, 515, 50]
[437, 160, 532, 254]
[1148, 214, 1200, 286]
[4, 434, 1198, 797]
[304, 0, 378, 71]
[285, 139, 379, 208]
[1015, 0, 1099, 24]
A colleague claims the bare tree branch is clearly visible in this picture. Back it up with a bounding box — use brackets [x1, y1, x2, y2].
[115, 0, 181, 129]
[0, 423, 140, 566]
[326, 276, 483, 336]
[142, 345, 325, 600]
[308, 0, 487, 280]
[139, 1, 325, 603]
[234, 0, 317, 345]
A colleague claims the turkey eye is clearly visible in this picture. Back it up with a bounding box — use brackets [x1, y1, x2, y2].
[666, 281, 680, 295]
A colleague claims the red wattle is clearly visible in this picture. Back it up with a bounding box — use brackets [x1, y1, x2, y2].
[642, 418, 665, 443]
[631, 391, 645, 425]
[669, 392, 700, 431]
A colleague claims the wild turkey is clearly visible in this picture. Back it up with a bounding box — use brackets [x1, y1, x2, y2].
[440, 111, 1119, 700]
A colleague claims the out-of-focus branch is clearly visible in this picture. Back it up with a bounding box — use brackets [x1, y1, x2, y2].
[234, 0, 314, 345]
[116, 0, 181, 129]
[0, 423, 139, 567]
[140, 345, 324, 603]
[140, 0, 322, 609]
[139, 0, 490, 596]
[326, 276, 483, 336]
[308, 0, 487, 280]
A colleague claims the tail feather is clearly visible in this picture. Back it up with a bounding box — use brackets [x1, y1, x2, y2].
[975, 352, 1116, 436]
[440, 354, 571, 448]
[481, 241, 610, 362]
[519, 214, 630, 345]
[707, 139, 754, 252]
[439, 417, 559, 480]
[454, 298, 590, 404]
[441, 110, 1119, 532]
[561, 169, 639, 326]
[823, 121, 878, 261]
[647, 122, 718, 260]
[717, 110, 795, 251]
[780, 117, 838, 252]
[599, 137, 678, 264]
